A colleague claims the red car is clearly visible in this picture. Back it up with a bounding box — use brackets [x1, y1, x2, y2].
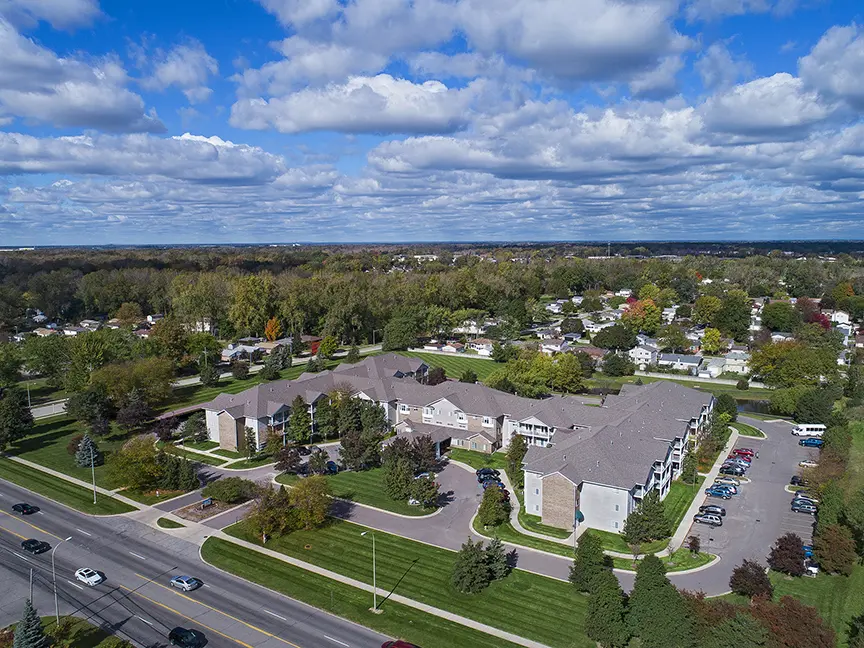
[382, 642, 421, 648]
[729, 453, 752, 462]
[734, 448, 756, 457]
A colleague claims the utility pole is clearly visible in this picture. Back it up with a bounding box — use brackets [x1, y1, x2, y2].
[360, 531, 378, 611]
[26, 381, 31, 408]
[90, 445, 97, 505]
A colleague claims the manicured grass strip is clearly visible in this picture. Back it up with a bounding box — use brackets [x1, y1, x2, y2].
[223, 518, 591, 648]
[16, 377, 68, 406]
[182, 440, 219, 451]
[276, 468, 435, 516]
[518, 512, 572, 539]
[225, 455, 275, 470]
[202, 538, 527, 648]
[0, 458, 136, 515]
[474, 516, 575, 558]
[19, 615, 116, 648]
[163, 444, 227, 466]
[591, 529, 668, 555]
[396, 352, 498, 381]
[741, 411, 792, 421]
[448, 448, 508, 471]
[665, 476, 707, 530]
[731, 422, 765, 438]
[121, 488, 188, 505]
[157, 517, 185, 529]
[611, 548, 714, 572]
[212, 448, 244, 459]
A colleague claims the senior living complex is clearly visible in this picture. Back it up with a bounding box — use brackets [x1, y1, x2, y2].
[202, 353, 714, 532]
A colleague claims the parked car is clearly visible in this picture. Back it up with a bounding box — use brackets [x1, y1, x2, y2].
[74, 568, 104, 587]
[325, 461, 339, 474]
[724, 457, 750, 467]
[792, 496, 818, 507]
[733, 448, 756, 458]
[477, 473, 501, 484]
[791, 501, 818, 515]
[790, 475, 810, 487]
[21, 539, 50, 554]
[296, 446, 312, 456]
[794, 490, 818, 502]
[168, 628, 207, 648]
[476, 468, 500, 478]
[728, 453, 751, 463]
[803, 545, 814, 558]
[699, 504, 726, 516]
[693, 513, 723, 527]
[705, 487, 732, 500]
[170, 575, 202, 592]
[804, 559, 820, 577]
[799, 460, 818, 469]
[12, 503, 38, 515]
[382, 641, 421, 648]
[482, 480, 504, 490]
[711, 482, 737, 494]
[714, 476, 741, 487]
[719, 466, 745, 476]
[799, 438, 824, 448]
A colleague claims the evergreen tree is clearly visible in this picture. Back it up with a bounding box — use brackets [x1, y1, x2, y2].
[288, 396, 311, 444]
[339, 427, 365, 470]
[505, 434, 528, 489]
[627, 555, 669, 635]
[813, 524, 857, 575]
[569, 530, 607, 593]
[259, 361, 281, 381]
[13, 599, 47, 648]
[716, 393, 738, 421]
[485, 537, 509, 580]
[158, 455, 182, 490]
[199, 364, 220, 387]
[74, 433, 103, 468]
[477, 485, 509, 527]
[586, 569, 630, 648]
[244, 426, 257, 458]
[702, 613, 768, 648]
[451, 539, 490, 594]
[345, 346, 360, 363]
[314, 398, 337, 440]
[308, 449, 328, 474]
[184, 412, 208, 442]
[459, 369, 478, 383]
[680, 452, 699, 484]
[411, 435, 437, 474]
[305, 356, 323, 373]
[623, 490, 672, 544]
[115, 388, 153, 431]
[179, 458, 200, 491]
[382, 456, 413, 500]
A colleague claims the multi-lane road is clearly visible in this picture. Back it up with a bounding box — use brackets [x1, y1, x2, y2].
[0, 479, 388, 648]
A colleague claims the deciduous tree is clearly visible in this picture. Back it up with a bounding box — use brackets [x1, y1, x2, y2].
[264, 317, 282, 342]
[289, 475, 332, 530]
[729, 559, 773, 599]
[0, 387, 33, 451]
[477, 485, 509, 527]
[813, 524, 856, 575]
[767, 533, 806, 576]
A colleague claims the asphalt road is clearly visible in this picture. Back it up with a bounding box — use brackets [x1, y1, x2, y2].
[0, 479, 389, 648]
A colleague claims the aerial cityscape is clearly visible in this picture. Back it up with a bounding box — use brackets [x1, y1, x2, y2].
[1, 2, 864, 648]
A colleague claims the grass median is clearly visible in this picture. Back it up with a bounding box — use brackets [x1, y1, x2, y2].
[157, 517, 185, 529]
[0, 458, 136, 515]
[276, 468, 436, 516]
[731, 421, 766, 438]
[202, 537, 527, 648]
[223, 518, 592, 648]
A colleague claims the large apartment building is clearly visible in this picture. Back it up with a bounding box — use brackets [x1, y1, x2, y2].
[201, 353, 714, 533]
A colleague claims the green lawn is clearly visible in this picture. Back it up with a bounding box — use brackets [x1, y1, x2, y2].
[182, 439, 219, 451]
[397, 352, 498, 381]
[591, 529, 668, 555]
[9, 616, 123, 648]
[473, 516, 575, 558]
[157, 517, 185, 529]
[17, 377, 67, 406]
[844, 422, 864, 497]
[5, 417, 131, 489]
[120, 487, 188, 505]
[741, 411, 792, 421]
[162, 444, 227, 466]
[212, 448, 244, 459]
[665, 476, 707, 530]
[731, 421, 766, 438]
[448, 448, 508, 471]
[611, 548, 714, 572]
[276, 468, 436, 516]
[202, 538, 527, 648]
[518, 512, 572, 539]
[225, 455, 275, 470]
[0, 458, 135, 515]
[223, 519, 592, 648]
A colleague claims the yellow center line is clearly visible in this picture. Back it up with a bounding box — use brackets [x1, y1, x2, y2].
[133, 574, 302, 648]
[118, 584, 257, 648]
[0, 523, 28, 540]
[0, 511, 63, 541]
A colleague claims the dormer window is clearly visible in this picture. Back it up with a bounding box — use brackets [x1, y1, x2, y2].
[482, 416, 493, 427]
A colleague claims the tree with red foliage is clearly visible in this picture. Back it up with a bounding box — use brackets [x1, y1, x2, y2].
[767, 533, 806, 577]
[751, 596, 836, 648]
[810, 312, 831, 330]
[729, 559, 773, 599]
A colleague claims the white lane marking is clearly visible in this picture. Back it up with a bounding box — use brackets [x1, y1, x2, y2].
[129, 551, 146, 560]
[136, 616, 154, 627]
[66, 580, 84, 591]
[36, 511, 44, 515]
[75, 528, 92, 537]
[202, 583, 212, 588]
[323, 636, 349, 647]
[263, 610, 287, 621]
[12, 551, 30, 562]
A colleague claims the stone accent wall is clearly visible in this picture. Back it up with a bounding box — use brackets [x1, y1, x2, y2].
[218, 412, 240, 451]
[541, 473, 577, 529]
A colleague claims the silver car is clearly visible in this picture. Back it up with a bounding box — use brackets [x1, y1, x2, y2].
[170, 575, 202, 592]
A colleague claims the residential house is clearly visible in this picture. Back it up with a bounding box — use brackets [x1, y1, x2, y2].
[571, 296, 584, 306]
[830, 310, 851, 325]
[221, 344, 259, 363]
[562, 333, 582, 343]
[545, 302, 563, 314]
[79, 319, 101, 331]
[771, 331, 795, 343]
[442, 342, 465, 354]
[856, 334, 864, 349]
[582, 319, 616, 334]
[146, 314, 164, 324]
[536, 328, 560, 340]
[628, 344, 658, 370]
[662, 307, 677, 324]
[540, 339, 569, 356]
[33, 328, 57, 337]
[657, 353, 703, 374]
[133, 329, 150, 339]
[838, 350, 851, 366]
[105, 318, 123, 329]
[615, 289, 633, 298]
[453, 320, 489, 336]
[468, 338, 495, 357]
[698, 358, 726, 378]
[423, 342, 444, 351]
[62, 326, 88, 337]
[724, 350, 750, 375]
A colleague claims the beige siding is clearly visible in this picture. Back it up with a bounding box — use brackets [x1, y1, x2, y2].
[541, 473, 577, 529]
[218, 412, 241, 451]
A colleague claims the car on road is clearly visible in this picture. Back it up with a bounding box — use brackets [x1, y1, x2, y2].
[798, 438, 824, 448]
[791, 501, 818, 515]
[325, 461, 339, 474]
[790, 475, 810, 487]
[12, 503, 39, 515]
[693, 513, 723, 527]
[75, 568, 104, 587]
[168, 628, 207, 648]
[170, 575, 202, 592]
[714, 476, 741, 487]
[699, 504, 726, 516]
[799, 460, 818, 468]
[21, 539, 50, 554]
[719, 466, 745, 476]
[382, 641, 421, 648]
[476, 468, 500, 478]
[705, 487, 732, 500]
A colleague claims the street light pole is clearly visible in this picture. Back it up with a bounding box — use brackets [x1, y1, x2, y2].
[52, 536, 72, 624]
[89, 445, 97, 505]
[360, 531, 377, 611]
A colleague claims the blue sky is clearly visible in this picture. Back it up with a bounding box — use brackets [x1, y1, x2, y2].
[0, 0, 863, 244]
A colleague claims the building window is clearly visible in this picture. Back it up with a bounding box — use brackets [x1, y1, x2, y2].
[482, 416, 493, 427]
[534, 505, 539, 512]
[471, 442, 477, 450]
[456, 412, 466, 422]
[614, 504, 619, 512]
[535, 488, 539, 495]
[458, 424, 467, 430]
[423, 407, 433, 417]
[399, 404, 409, 413]
[613, 522, 619, 529]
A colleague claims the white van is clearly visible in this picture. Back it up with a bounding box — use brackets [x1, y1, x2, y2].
[792, 424, 826, 437]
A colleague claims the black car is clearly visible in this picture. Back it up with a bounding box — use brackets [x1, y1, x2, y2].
[477, 473, 500, 483]
[12, 503, 38, 515]
[21, 539, 50, 554]
[699, 504, 726, 517]
[790, 475, 810, 487]
[719, 466, 745, 476]
[476, 468, 500, 478]
[168, 628, 206, 648]
[296, 446, 312, 456]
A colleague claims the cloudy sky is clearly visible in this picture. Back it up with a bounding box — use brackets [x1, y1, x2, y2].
[0, 0, 862, 244]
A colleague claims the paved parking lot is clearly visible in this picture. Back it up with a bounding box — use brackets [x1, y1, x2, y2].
[668, 416, 817, 593]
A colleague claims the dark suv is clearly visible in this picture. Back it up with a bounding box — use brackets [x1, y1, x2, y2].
[12, 503, 39, 515]
[699, 504, 726, 517]
[168, 628, 206, 648]
[21, 539, 50, 554]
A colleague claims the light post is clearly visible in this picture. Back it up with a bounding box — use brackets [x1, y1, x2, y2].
[360, 531, 378, 611]
[371, 329, 383, 346]
[89, 445, 97, 505]
[52, 536, 72, 624]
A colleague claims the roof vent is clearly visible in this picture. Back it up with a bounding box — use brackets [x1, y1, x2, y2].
[563, 454, 567, 460]
[596, 460, 600, 467]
